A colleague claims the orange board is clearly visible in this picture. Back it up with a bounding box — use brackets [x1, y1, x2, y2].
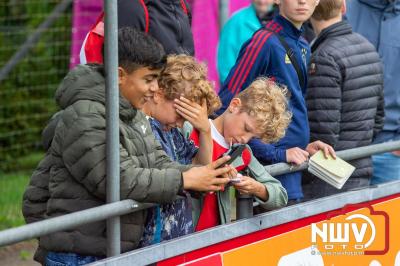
[160, 195, 400, 266]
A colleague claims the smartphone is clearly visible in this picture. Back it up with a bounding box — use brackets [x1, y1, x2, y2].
[217, 144, 246, 168]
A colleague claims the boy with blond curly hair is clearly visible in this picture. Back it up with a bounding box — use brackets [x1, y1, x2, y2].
[188, 78, 290, 230]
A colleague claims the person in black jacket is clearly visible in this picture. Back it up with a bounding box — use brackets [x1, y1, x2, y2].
[303, 0, 384, 199]
[80, 0, 194, 64]
[117, 0, 193, 55]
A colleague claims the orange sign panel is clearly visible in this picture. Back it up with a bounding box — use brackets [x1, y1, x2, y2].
[169, 195, 400, 266]
[222, 198, 399, 266]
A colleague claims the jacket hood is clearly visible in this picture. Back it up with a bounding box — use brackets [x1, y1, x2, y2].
[358, 0, 400, 14]
[55, 64, 136, 121]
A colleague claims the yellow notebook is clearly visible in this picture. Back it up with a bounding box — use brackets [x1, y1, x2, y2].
[308, 150, 355, 189]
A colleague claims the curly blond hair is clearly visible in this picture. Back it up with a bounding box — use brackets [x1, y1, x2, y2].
[158, 55, 221, 115]
[237, 78, 292, 143]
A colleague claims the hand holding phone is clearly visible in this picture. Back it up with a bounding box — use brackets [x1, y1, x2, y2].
[230, 173, 242, 184]
[216, 144, 246, 168]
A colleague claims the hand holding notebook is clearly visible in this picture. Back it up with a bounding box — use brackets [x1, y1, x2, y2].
[308, 150, 355, 189]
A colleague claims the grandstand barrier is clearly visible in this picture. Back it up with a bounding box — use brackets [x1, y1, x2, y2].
[1, 2, 399, 264]
[0, 141, 399, 265]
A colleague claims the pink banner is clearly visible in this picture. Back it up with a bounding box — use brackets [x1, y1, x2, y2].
[70, 0, 103, 68]
[191, 0, 250, 90]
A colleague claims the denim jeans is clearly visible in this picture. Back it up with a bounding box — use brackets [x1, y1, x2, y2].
[46, 252, 102, 266]
[371, 152, 400, 185]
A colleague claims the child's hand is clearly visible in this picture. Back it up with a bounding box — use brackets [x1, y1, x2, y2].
[226, 166, 238, 180]
[233, 175, 268, 201]
[174, 97, 210, 133]
[306, 140, 336, 159]
[182, 155, 233, 192]
[221, 165, 238, 191]
[286, 147, 309, 165]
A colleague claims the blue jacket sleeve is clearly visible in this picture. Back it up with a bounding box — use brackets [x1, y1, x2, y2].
[217, 29, 272, 115]
[248, 138, 287, 164]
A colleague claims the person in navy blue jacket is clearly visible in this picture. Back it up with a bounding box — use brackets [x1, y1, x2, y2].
[217, 0, 335, 202]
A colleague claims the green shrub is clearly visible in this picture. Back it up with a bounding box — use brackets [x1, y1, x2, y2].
[0, 1, 72, 172]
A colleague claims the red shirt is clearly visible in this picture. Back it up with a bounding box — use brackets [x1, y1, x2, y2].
[190, 120, 229, 231]
[190, 120, 253, 231]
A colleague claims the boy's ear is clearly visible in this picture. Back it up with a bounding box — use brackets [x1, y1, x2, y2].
[152, 91, 163, 104]
[118, 67, 126, 86]
[315, 0, 320, 6]
[228, 98, 242, 113]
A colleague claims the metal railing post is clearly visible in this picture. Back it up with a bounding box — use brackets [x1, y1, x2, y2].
[236, 192, 253, 220]
[236, 170, 254, 220]
[104, 0, 120, 257]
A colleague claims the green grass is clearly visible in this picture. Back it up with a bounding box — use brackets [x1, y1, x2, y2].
[1, 151, 44, 173]
[15, 152, 44, 171]
[0, 172, 31, 230]
[19, 249, 31, 261]
[0, 152, 44, 230]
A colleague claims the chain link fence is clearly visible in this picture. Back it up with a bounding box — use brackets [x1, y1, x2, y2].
[0, 0, 73, 172]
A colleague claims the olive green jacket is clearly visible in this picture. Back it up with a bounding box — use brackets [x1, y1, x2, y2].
[22, 65, 190, 261]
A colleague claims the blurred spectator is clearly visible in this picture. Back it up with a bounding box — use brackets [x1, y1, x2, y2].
[217, 0, 336, 203]
[303, 0, 384, 199]
[80, 0, 194, 64]
[347, 0, 400, 184]
[217, 0, 275, 83]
